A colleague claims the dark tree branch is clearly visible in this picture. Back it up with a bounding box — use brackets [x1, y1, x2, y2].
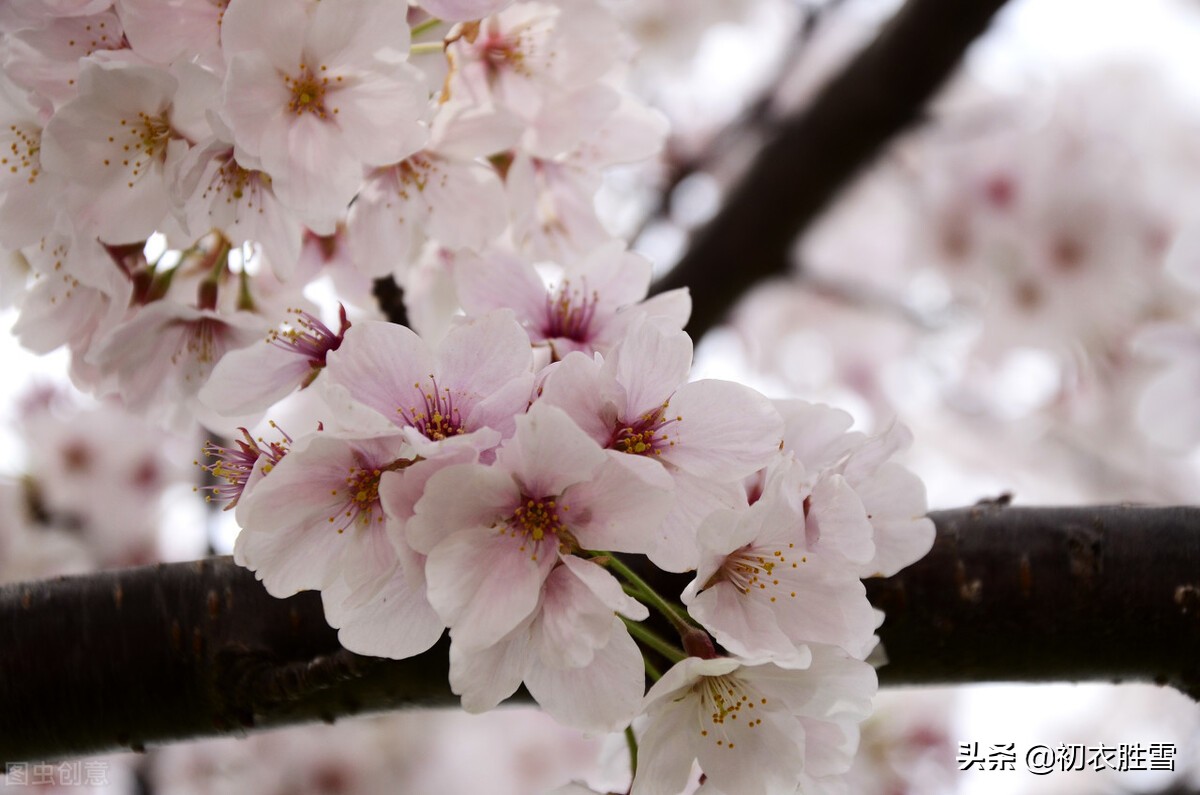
[371, 276, 409, 326]
[648, 0, 1011, 339]
[2, 505, 1198, 762]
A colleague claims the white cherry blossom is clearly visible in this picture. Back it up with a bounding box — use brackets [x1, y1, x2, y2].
[219, 0, 428, 232]
[632, 648, 876, 795]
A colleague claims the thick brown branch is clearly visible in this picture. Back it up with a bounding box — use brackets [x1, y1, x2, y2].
[1, 505, 1198, 762]
[649, 0, 1011, 339]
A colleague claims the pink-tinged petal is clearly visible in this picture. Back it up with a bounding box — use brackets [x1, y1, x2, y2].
[666, 380, 784, 481]
[537, 352, 624, 446]
[408, 463, 515, 553]
[496, 403, 607, 498]
[454, 249, 550, 327]
[379, 447, 478, 549]
[560, 554, 647, 620]
[346, 170, 423, 274]
[630, 695, 699, 795]
[777, 400, 860, 473]
[307, 0, 410, 67]
[745, 646, 876, 720]
[198, 336, 315, 416]
[696, 708, 806, 795]
[854, 463, 935, 579]
[800, 718, 860, 779]
[418, 0, 515, 22]
[686, 580, 801, 666]
[631, 288, 692, 330]
[332, 65, 428, 166]
[321, 566, 445, 660]
[532, 562, 617, 669]
[220, 53, 293, 158]
[605, 317, 692, 419]
[437, 310, 534, 413]
[524, 83, 619, 160]
[220, 0, 306, 66]
[754, 560, 876, 660]
[233, 433, 408, 596]
[449, 622, 531, 713]
[425, 526, 554, 650]
[337, 505, 399, 601]
[325, 320, 433, 425]
[563, 452, 673, 556]
[572, 240, 653, 311]
[808, 474, 874, 565]
[691, 500, 791, 593]
[423, 158, 509, 252]
[651, 473, 746, 573]
[526, 618, 644, 733]
[270, 114, 364, 229]
[233, 519, 344, 598]
[841, 420, 913, 485]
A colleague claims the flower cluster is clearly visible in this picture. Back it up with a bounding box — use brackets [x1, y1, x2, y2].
[215, 302, 933, 793]
[0, 0, 935, 791]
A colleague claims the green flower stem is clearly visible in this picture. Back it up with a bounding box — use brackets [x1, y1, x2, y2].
[411, 17, 444, 37]
[641, 653, 662, 682]
[625, 725, 639, 778]
[409, 41, 444, 56]
[622, 617, 685, 664]
[604, 553, 694, 636]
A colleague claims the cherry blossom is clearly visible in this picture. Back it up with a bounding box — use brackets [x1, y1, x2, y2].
[538, 318, 782, 569]
[218, 0, 428, 231]
[632, 647, 876, 795]
[683, 476, 879, 664]
[234, 430, 416, 599]
[324, 310, 535, 458]
[199, 306, 349, 417]
[39, 59, 188, 243]
[409, 402, 672, 650]
[448, 555, 649, 732]
[456, 241, 688, 359]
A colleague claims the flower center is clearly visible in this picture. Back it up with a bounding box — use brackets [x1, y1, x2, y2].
[610, 402, 680, 457]
[543, 280, 598, 342]
[510, 496, 564, 542]
[328, 464, 384, 533]
[2, 123, 42, 185]
[268, 306, 349, 383]
[701, 542, 806, 604]
[398, 376, 467, 441]
[694, 674, 767, 749]
[285, 64, 340, 119]
[197, 423, 292, 509]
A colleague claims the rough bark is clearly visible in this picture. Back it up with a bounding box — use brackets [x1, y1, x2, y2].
[648, 0, 1012, 340]
[1, 504, 1197, 762]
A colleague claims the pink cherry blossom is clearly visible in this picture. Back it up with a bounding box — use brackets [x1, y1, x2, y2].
[448, 555, 648, 733]
[40, 59, 189, 243]
[199, 306, 349, 417]
[324, 310, 535, 458]
[683, 470, 879, 664]
[234, 431, 415, 599]
[411, 402, 671, 650]
[219, 0, 428, 232]
[456, 241, 688, 360]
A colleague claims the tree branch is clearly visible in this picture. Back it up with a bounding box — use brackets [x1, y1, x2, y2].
[648, 0, 1011, 339]
[2, 505, 1197, 762]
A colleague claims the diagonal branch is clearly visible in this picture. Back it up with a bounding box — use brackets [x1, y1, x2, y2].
[648, 0, 1012, 339]
[1, 504, 1198, 762]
